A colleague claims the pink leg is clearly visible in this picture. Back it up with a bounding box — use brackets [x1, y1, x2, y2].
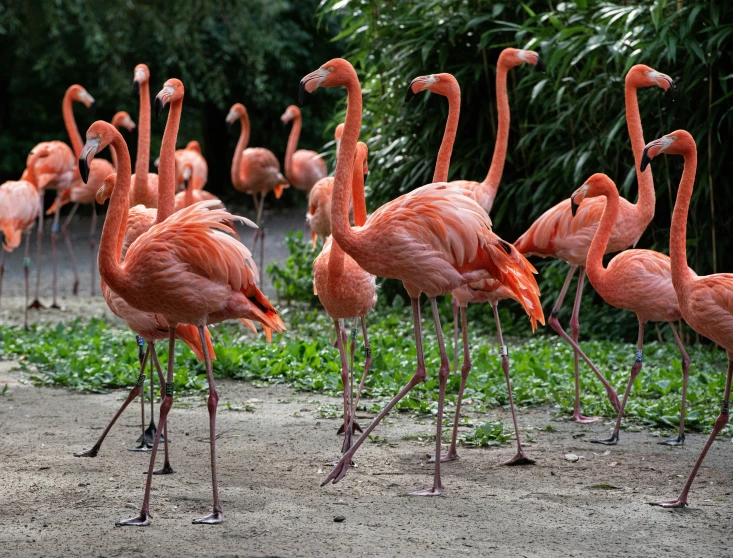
[652, 359, 732, 508]
[61, 203, 79, 296]
[50, 191, 62, 308]
[89, 210, 98, 297]
[0, 247, 4, 308]
[452, 297, 459, 374]
[75, 344, 150, 458]
[334, 319, 353, 451]
[410, 297, 450, 496]
[323, 297, 427, 486]
[29, 191, 44, 309]
[593, 321, 645, 445]
[346, 318, 363, 433]
[351, 316, 372, 423]
[659, 324, 690, 446]
[129, 337, 154, 452]
[192, 325, 223, 524]
[548, 266, 621, 418]
[150, 347, 175, 475]
[23, 232, 32, 330]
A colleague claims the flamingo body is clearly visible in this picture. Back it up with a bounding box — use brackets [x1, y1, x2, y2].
[175, 144, 208, 191]
[22, 141, 76, 190]
[0, 181, 40, 250]
[307, 177, 332, 247]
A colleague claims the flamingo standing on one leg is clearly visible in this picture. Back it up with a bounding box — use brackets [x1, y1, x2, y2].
[80, 84, 284, 527]
[405, 49, 545, 464]
[281, 105, 327, 193]
[227, 103, 289, 273]
[301, 58, 542, 495]
[314, 141, 376, 451]
[514, 64, 674, 422]
[0, 148, 47, 328]
[129, 64, 159, 209]
[642, 130, 733, 508]
[569, 173, 692, 446]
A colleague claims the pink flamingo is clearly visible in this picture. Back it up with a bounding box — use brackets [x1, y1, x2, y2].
[301, 58, 541, 495]
[110, 111, 136, 168]
[281, 104, 327, 192]
[129, 64, 159, 209]
[569, 173, 691, 446]
[227, 102, 289, 273]
[514, 65, 674, 422]
[174, 140, 208, 192]
[406, 50, 544, 465]
[642, 130, 733, 508]
[314, 141, 376, 451]
[307, 124, 346, 249]
[0, 147, 48, 328]
[80, 81, 284, 526]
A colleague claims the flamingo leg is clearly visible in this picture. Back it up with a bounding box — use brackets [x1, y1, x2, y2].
[150, 346, 175, 475]
[548, 265, 621, 418]
[652, 359, 732, 508]
[348, 316, 371, 433]
[323, 297, 427, 487]
[61, 202, 79, 296]
[23, 231, 32, 330]
[659, 324, 690, 446]
[593, 321, 645, 445]
[251, 194, 260, 255]
[257, 191, 266, 277]
[130, 337, 154, 452]
[117, 329, 177, 526]
[74, 344, 150, 458]
[89, 210, 98, 296]
[50, 191, 62, 308]
[30, 190, 45, 309]
[192, 325, 223, 524]
[335, 319, 351, 441]
[141, 351, 158, 446]
[0, 246, 4, 308]
[451, 297, 459, 374]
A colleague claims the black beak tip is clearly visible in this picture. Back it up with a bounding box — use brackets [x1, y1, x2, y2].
[404, 85, 416, 103]
[79, 158, 90, 184]
[226, 120, 232, 131]
[154, 97, 164, 120]
[132, 81, 140, 96]
[363, 173, 369, 184]
[298, 82, 310, 107]
[640, 151, 651, 173]
[183, 177, 190, 189]
[536, 58, 546, 72]
[667, 80, 675, 99]
[570, 198, 579, 218]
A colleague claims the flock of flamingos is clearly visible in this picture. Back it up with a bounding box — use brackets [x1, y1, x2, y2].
[0, 49, 730, 526]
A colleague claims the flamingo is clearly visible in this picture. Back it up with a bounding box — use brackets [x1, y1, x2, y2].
[405, 49, 544, 465]
[129, 64, 159, 209]
[313, 141, 376, 452]
[110, 111, 136, 168]
[642, 130, 733, 508]
[281, 104, 327, 192]
[0, 147, 47, 328]
[301, 58, 541, 495]
[80, 81, 284, 526]
[227, 102, 289, 273]
[174, 140, 208, 192]
[569, 173, 692, 446]
[514, 64, 674, 422]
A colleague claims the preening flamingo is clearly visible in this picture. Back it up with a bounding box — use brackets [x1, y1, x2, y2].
[570, 173, 692, 446]
[110, 111, 136, 168]
[406, 49, 544, 464]
[281, 104, 327, 192]
[514, 64, 674, 422]
[227, 102, 289, 273]
[642, 130, 733, 508]
[313, 141, 376, 452]
[174, 140, 208, 192]
[0, 147, 47, 328]
[301, 58, 540, 495]
[80, 85, 284, 526]
[129, 64, 159, 209]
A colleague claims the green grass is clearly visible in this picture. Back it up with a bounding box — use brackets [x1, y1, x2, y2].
[0, 304, 730, 437]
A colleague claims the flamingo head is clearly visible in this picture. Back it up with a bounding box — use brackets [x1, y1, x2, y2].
[627, 65, 674, 96]
[299, 59, 356, 106]
[405, 73, 459, 102]
[570, 173, 615, 217]
[641, 130, 694, 172]
[69, 84, 95, 109]
[155, 78, 184, 120]
[182, 164, 193, 190]
[80, 121, 117, 183]
[499, 48, 545, 71]
[226, 103, 246, 128]
[186, 140, 201, 153]
[96, 173, 117, 205]
[132, 63, 150, 95]
[112, 111, 136, 132]
[280, 105, 300, 124]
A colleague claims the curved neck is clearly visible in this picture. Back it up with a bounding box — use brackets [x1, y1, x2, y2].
[433, 84, 460, 183]
[285, 111, 302, 178]
[231, 111, 250, 189]
[62, 90, 83, 158]
[330, 77, 363, 256]
[98, 133, 133, 295]
[480, 62, 511, 209]
[156, 98, 182, 223]
[111, 147, 118, 170]
[134, 80, 151, 197]
[670, 148, 697, 289]
[625, 82, 655, 223]
[585, 184, 619, 289]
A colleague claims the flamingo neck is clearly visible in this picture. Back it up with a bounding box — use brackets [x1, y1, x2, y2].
[625, 81, 655, 224]
[62, 89, 83, 158]
[330, 77, 363, 257]
[480, 61, 511, 211]
[231, 111, 250, 189]
[134, 79, 151, 199]
[432, 83, 460, 183]
[98, 133, 133, 295]
[670, 147, 697, 291]
[585, 182, 619, 290]
[285, 110, 302, 179]
[111, 147, 118, 170]
[329, 145, 366, 277]
[156, 97, 182, 223]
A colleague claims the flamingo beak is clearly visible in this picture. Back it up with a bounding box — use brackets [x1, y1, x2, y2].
[79, 138, 99, 184]
[154, 97, 164, 120]
[570, 195, 579, 218]
[640, 148, 652, 173]
[405, 82, 416, 102]
[132, 81, 140, 96]
[298, 80, 310, 107]
[364, 172, 369, 184]
[535, 57, 546, 72]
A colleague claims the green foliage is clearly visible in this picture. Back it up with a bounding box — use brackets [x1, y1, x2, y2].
[460, 420, 511, 447]
[318, 0, 733, 341]
[267, 231, 318, 304]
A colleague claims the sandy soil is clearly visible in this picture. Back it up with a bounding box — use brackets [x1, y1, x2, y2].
[0, 356, 731, 557]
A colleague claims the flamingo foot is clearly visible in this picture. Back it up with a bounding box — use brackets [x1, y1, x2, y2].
[50, 303, 61, 309]
[322, 456, 352, 485]
[28, 299, 44, 309]
[136, 422, 161, 445]
[116, 512, 151, 527]
[74, 444, 100, 458]
[571, 411, 599, 424]
[658, 435, 685, 446]
[337, 419, 362, 435]
[649, 497, 688, 508]
[128, 439, 153, 452]
[192, 511, 222, 525]
[427, 450, 459, 463]
[408, 486, 443, 497]
[503, 450, 535, 466]
[152, 462, 176, 475]
[591, 433, 619, 445]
